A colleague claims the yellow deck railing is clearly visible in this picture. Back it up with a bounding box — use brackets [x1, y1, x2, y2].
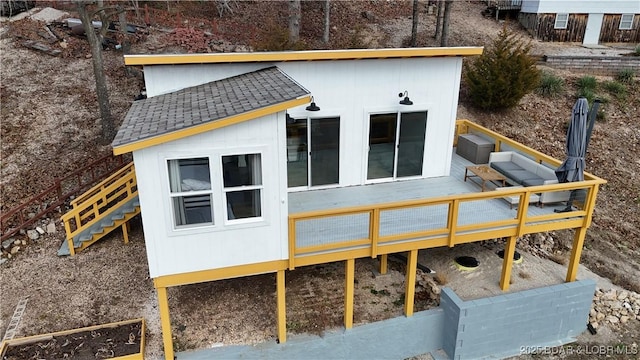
[288, 120, 606, 274]
[61, 163, 138, 256]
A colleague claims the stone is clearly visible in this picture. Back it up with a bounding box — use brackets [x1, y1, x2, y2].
[596, 312, 606, 321]
[590, 308, 597, 318]
[1, 239, 13, 250]
[591, 321, 599, 329]
[20, 240, 26, 246]
[36, 226, 45, 234]
[46, 222, 56, 234]
[620, 316, 630, 324]
[0, 258, 7, 265]
[13, 240, 20, 245]
[27, 230, 39, 240]
[10, 246, 20, 255]
[618, 291, 629, 301]
[623, 302, 632, 310]
[603, 289, 617, 300]
[606, 315, 619, 324]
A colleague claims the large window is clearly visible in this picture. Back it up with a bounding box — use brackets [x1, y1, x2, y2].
[222, 154, 263, 221]
[367, 111, 427, 181]
[554, 13, 569, 29]
[286, 116, 340, 188]
[619, 14, 634, 30]
[167, 158, 213, 227]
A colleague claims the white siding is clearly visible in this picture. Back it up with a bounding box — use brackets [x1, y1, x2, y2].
[521, 0, 640, 14]
[136, 56, 464, 277]
[133, 113, 288, 278]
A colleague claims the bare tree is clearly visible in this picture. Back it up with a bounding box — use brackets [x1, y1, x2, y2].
[288, 0, 301, 43]
[410, 0, 419, 47]
[434, 0, 443, 40]
[323, 0, 330, 44]
[440, 0, 453, 46]
[76, 0, 116, 142]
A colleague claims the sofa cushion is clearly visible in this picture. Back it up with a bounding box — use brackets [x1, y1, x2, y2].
[501, 169, 539, 184]
[522, 178, 546, 187]
[490, 161, 522, 173]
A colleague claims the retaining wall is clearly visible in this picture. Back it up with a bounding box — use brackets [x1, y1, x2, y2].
[441, 279, 596, 360]
[540, 55, 640, 76]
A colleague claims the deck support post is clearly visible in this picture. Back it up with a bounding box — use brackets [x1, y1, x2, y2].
[157, 286, 174, 360]
[379, 254, 388, 275]
[344, 258, 355, 329]
[500, 235, 517, 291]
[566, 227, 588, 282]
[404, 250, 418, 317]
[122, 223, 129, 244]
[276, 270, 287, 343]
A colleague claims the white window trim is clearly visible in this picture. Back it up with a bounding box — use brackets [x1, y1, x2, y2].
[619, 14, 634, 30]
[221, 152, 265, 225]
[166, 156, 216, 231]
[555, 13, 569, 29]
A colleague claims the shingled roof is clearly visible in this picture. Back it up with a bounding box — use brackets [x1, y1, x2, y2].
[112, 66, 310, 154]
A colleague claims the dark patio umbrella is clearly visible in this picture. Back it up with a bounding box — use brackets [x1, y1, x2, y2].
[555, 97, 588, 212]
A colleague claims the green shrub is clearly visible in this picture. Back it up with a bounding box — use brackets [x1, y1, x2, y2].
[596, 109, 607, 122]
[615, 69, 635, 84]
[634, 45, 640, 56]
[536, 71, 565, 97]
[603, 80, 627, 100]
[464, 27, 540, 110]
[577, 88, 596, 104]
[577, 76, 597, 91]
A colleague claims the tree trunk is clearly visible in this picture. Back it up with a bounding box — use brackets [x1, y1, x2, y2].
[77, 1, 116, 143]
[434, 0, 443, 40]
[118, 5, 130, 53]
[323, 0, 330, 44]
[410, 0, 419, 47]
[288, 0, 301, 43]
[440, 0, 453, 47]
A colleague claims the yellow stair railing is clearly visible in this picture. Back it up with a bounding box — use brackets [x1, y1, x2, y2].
[61, 163, 139, 256]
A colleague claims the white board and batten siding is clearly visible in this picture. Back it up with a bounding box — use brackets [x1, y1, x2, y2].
[133, 113, 288, 278]
[520, 0, 640, 14]
[138, 56, 464, 277]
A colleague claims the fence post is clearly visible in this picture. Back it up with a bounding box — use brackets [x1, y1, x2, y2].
[144, 4, 149, 25]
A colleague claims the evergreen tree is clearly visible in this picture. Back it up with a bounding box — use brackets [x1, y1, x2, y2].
[464, 27, 540, 110]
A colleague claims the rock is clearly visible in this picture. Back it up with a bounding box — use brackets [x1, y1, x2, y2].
[10, 246, 20, 255]
[21, 240, 26, 246]
[46, 222, 57, 234]
[14, 240, 20, 245]
[0, 258, 7, 265]
[603, 289, 617, 300]
[623, 302, 632, 310]
[27, 230, 39, 240]
[618, 291, 629, 301]
[596, 312, 605, 321]
[606, 315, 619, 324]
[1, 239, 13, 250]
[6, 253, 11, 259]
[591, 321, 599, 329]
[36, 226, 45, 234]
[590, 308, 597, 318]
[620, 316, 629, 324]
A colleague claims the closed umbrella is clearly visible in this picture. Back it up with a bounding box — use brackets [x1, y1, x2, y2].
[554, 97, 588, 212]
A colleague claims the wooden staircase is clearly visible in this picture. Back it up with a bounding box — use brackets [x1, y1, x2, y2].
[59, 162, 139, 256]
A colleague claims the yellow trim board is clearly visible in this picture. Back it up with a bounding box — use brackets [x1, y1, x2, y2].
[113, 96, 310, 155]
[153, 259, 288, 288]
[125, 47, 484, 65]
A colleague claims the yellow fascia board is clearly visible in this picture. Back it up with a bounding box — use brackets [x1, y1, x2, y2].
[153, 259, 289, 288]
[124, 47, 484, 65]
[113, 96, 310, 155]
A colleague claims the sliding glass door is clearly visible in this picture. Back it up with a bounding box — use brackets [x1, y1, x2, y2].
[367, 111, 427, 181]
[287, 117, 340, 188]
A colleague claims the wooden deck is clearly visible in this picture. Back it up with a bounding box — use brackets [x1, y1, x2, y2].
[287, 149, 578, 262]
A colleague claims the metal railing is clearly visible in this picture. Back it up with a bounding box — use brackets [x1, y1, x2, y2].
[1, 155, 130, 242]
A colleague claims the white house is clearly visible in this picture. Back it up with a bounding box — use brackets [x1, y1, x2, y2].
[518, 0, 640, 44]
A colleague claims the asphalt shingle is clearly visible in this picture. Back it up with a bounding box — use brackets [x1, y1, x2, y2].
[112, 66, 309, 149]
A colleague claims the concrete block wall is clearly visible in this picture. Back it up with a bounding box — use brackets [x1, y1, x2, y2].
[441, 279, 596, 360]
[541, 56, 640, 76]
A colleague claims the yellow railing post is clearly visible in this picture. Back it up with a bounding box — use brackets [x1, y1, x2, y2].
[448, 200, 459, 247]
[370, 209, 380, 258]
[566, 227, 588, 282]
[276, 270, 287, 343]
[344, 258, 355, 329]
[379, 254, 388, 275]
[288, 218, 296, 270]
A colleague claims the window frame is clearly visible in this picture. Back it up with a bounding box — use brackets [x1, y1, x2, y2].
[166, 157, 215, 230]
[554, 13, 569, 29]
[619, 14, 634, 30]
[221, 152, 265, 225]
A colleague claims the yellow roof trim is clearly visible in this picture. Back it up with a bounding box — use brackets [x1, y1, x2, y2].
[113, 96, 311, 155]
[124, 47, 484, 65]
